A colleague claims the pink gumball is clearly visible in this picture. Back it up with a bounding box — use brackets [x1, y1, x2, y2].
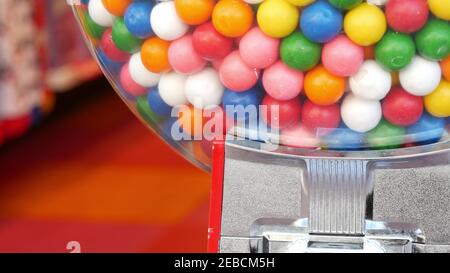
[239, 27, 280, 69]
[101, 29, 129, 62]
[120, 63, 147, 96]
[280, 124, 320, 149]
[322, 35, 364, 77]
[168, 34, 207, 74]
[263, 61, 304, 101]
[219, 51, 260, 92]
[212, 58, 224, 70]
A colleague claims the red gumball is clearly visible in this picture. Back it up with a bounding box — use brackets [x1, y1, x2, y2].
[192, 22, 234, 61]
[385, 0, 429, 33]
[382, 86, 424, 126]
[261, 95, 301, 129]
[301, 100, 341, 136]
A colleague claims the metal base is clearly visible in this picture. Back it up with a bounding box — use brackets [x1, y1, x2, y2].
[215, 140, 450, 253]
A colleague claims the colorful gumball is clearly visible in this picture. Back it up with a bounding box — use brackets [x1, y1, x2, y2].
[185, 68, 225, 109]
[328, 0, 362, 10]
[322, 34, 364, 77]
[158, 72, 189, 107]
[301, 100, 341, 136]
[385, 0, 429, 33]
[175, 0, 214, 25]
[424, 80, 450, 118]
[147, 87, 173, 117]
[416, 19, 450, 61]
[442, 56, 450, 81]
[89, 0, 115, 27]
[261, 95, 302, 129]
[192, 22, 234, 61]
[257, 0, 299, 38]
[350, 60, 392, 101]
[239, 27, 280, 69]
[140, 37, 171, 73]
[300, 0, 343, 43]
[323, 123, 365, 150]
[151, 1, 189, 41]
[83, 12, 105, 40]
[102, 0, 132, 16]
[129, 53, 161, 88]
[219, 51, 260, 92]
[375, 31, 415, 71]
[367, 120, 406, 149]
[280, 124, 320, 148]
[100, 29, 129, 62]
[428, 0, 450, 21]
[124, 1, 154, 39]
[304, 65, 346, 106]
[286, 0, 315, 6]
[344, 3, 387, 46]
[281, 32, 322, 72]
[212, 0, 254, 38]
[112, 17, 142, 53]
[168, 35, 207, 74]
[341, 94, 382, 133]
[262, 61, 304, 101]
[399, 56, 442, 96]
[137, 96, 161, 124]
[223, 87, 262, 121]
[382, 86, 424, 126]
[406, 113, 446, 144]
[120, 63, 147, 96]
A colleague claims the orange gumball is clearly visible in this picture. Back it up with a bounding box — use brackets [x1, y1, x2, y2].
[391, 71, 400, 86]
[304, 65, 346, 106]
[140, 37, 171, 73]
[212, 0, 254, 38]
[442, 55, 450, 81]
[175, 0, 215, 25]
[102, 0, 132, 16]
[179, 106, 206, 138]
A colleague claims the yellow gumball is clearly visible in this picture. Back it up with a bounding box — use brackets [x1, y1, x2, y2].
[286, 0, 315, 6]
[425, 80, 450, 118]
[344, 3, 387, 46]
[428, 0, 450, 20]
[257, 0, 300, 38]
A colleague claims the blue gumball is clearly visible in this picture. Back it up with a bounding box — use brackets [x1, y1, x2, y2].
[124, 1, 154, 39]
[222, 87, 263, 122]
[97, 49, 123, 75]
[147, 87, 172, 117]
[323, 123, 366, 150]
[406, 113, 445, 145]
[300, 0, 343, 43]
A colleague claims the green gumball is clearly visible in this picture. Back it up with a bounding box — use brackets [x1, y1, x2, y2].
[137, 96, 161, 124]
[416, 19, 450, 61]
[375, 31, 416, 71]
[112, 18, 142, 53]
[280, 32, 322, 71]
[367, 120, 406, 150]
[83, 12, 105, 40]
[328, 0, 363, 10]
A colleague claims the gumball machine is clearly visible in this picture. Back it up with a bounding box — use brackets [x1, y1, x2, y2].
[68, 0, 450, 253]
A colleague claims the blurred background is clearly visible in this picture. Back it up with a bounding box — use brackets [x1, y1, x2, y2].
[0, 0, 210, 253]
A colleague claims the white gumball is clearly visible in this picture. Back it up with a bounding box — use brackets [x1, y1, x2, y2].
[150, 2, 189, 41]
[341, 94, 382, 133]
[88, 0, 115, 27]
[367, 0, 388, 6]
[185, 68, 224, 110]
[399, 56, 442, 96]
[158, 72, 189, 107]
[350, 60, 392, 101]
[129, 53, 161, 88]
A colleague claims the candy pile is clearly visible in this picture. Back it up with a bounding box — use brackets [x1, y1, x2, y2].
[78, 0, 450, 153]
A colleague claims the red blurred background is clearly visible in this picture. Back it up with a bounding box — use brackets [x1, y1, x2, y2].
[0, 0, 211, 253]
